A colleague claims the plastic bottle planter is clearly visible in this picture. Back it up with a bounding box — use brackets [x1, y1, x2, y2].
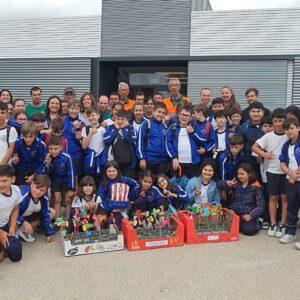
[122, 216, 184, 251]
[178, 206, 240, 244]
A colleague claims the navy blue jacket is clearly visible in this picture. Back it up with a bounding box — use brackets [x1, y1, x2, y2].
[8, 118, 22, 135]
[217, 150, 244, 180]
[214, 128, 231, 152]
[101, 124, 137, 168]
[45, 152, 75, 190]
[130, 185, 163, 212]
[14, 137, 46, 173]
[237, 120, 264, 164]
[218, 180, 264, 219]
[137, 118, 168, 162]
[279, 134, 300, 166]
[194, 120, 216, 153]
[158, 184, 189, 209]
[62, 115, 83, 159]
[98, 176, 138, 211]
[18, 185, 53, 236]
[165, 123, 205, 164]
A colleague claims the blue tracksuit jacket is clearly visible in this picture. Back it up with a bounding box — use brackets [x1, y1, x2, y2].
[165, 123, 205, 164]
[193, 120, 216, 153]
[45, 151, 75, 190]
[18, 185, 53, 236]
[217, 150, 244, 180]
[214, 128, 231, 152]
[14, 137, 47, 174]
[137, 118, 168, 162]
[98, 176, 138, 211]
[279, 134, 300, 167]
[159, 183, 189, 209]
[101, 124, 137, 168]
[62, 115, 83, 159]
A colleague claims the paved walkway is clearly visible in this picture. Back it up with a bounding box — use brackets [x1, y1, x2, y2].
[1, 230, 299, 300]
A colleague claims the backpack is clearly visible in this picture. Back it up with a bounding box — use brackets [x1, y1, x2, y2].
[1, 125, 11, 147]
[112, 128, 132, 166]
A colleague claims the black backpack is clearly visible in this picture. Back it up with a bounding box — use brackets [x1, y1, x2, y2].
[112, 128, 132, 166]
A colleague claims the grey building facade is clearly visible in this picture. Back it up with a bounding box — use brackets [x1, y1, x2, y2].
[0, 0, 299, 109]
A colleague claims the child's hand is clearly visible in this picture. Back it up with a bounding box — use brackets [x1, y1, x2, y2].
[139, 159, 146, 170]
[114, 123, 120, 129]
[172, 158, 180, 171]
[8, 223, 17, 236]
[194, 185, 201, 196]
[197, 147, 206, 155]
[25, 175, 34, 184]
[288, 177, 296, 184]
[242, 214, 252, 222]
[46, 235, 53, 243]
[89, 127, 97, 135]
[12, 153, 19, 165]
[262, 151, 274, 160]
[0, 230, 9, 248]
[22, 221, 33, 235]
[139, 190, 146, 197]
[45, 153, 52, 165]
[221, 190, 227, 200]
[123, 121, 129, 128]
[41, 129, 52, 135]
[227, 178, 237, 188]
[72, 120, 81, 129]
[186, 125, 194, 134]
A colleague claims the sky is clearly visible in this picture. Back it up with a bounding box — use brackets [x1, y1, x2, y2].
[0, 0, 300, 19]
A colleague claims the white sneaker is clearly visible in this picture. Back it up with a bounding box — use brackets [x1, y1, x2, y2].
[267, 224, 277, 237]
[275, 224, 285, 238]
[17, 227, 35, 243]
[262, 221, 269, 230]
[279, 234, 295, 244]
[295, 242, 300, 250]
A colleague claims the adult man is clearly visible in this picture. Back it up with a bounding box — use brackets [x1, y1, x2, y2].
[200, 88, 212, 106]
[118, 82, 135, 111]
[163, 78, 190, 114]
[63, 87, 76, 104]
[25, 87, 46, 117]
[98, 95, 111, 121]
[135, 91, 145, 104]
[242, 88, 270, 122]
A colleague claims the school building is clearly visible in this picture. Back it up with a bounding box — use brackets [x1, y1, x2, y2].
[0, 0, 300, 110]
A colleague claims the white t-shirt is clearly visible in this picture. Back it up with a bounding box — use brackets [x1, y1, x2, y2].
[252, 151, 268, 183]
[81, 126, 105, 154]
[72, 194, 102, 208]
[132, 121, 143, 134]
[0, 126, 18, 163]
[199, 183, 209, 204]
[217, 131, 226, 151]
[0, 185, 23, 227]
[23, 199, 41, 217]
[288, 144, 300, 181]
[256, 131, 289, 174]
[178, 128, 192, 163]
[79, 113, 90, 126]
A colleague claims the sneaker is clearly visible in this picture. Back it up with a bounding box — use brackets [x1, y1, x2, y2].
[17, 227, 35, 243]
[267, 224, 278, 237]
[262, 221, 269, 230]
[295, 242, 300, 250]
[279, 234, 295, 244]
[275, 224, 285, 238]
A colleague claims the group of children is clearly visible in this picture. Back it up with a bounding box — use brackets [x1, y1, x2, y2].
[0, 85, 300, 264]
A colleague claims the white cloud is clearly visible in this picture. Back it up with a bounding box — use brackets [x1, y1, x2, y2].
[0, 0, 102, 19]
[210, 0, 300, 10]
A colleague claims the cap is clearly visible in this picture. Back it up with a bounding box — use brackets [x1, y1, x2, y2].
[63, 87, 75, 94]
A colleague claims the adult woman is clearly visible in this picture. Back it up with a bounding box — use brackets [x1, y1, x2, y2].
[221, 85, 241, 114]
[79, 92, 97, 125]
[143, 96, 155, 120]
[45, 96, 62, 128]
[0, 89, 13, 104]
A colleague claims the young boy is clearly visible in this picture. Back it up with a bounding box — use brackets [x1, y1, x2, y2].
[103, 109, 137, 178]
[207, 98, 225, 129]
[61, 99, 69, 116]
[32, 112, 49, 140]
[166, 105, 204, 179]
[138, 102, 169, 175]
[228, 107, 242, 133]
[217, 134, 244, 181]
[252, 108, 288, 238]
[0, 165, 22, 263]
[13, 122, 47, 186]
[193, 104, 216, 158]
[44, 117, 67, 151]
[17, 174, 55, 243]
[0, 102, 18, 165]
[213, 110, 231, 157]
[279, 117, 300, 248]
[81, 108, 105, 176]
[44, 136, 75, 218]
[238, 101, 265, 170]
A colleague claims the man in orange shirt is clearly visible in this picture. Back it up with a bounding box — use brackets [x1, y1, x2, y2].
[118, 82, 135, 111]
[163, 78, 190, 115]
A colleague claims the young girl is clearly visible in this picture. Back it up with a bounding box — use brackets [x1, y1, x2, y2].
[68, 176, 102, 233]
[45, 96, 62, 128]
[185, 158, 221, 205]
[218, 163, 265, 236]
[98, 161, 138, 228]
[157, 173, 189, 210]
[131, 102, 146, 134]
[143, 97, 154, 121]
[13, 98, 26, 113]
[79, 92, 97, 126]
[130, 170, 163, 212]
[220, 85, 241, 115]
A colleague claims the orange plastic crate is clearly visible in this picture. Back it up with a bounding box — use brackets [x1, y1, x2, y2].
[178, 209, 240, 244]
[122, 216, 184, 251]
